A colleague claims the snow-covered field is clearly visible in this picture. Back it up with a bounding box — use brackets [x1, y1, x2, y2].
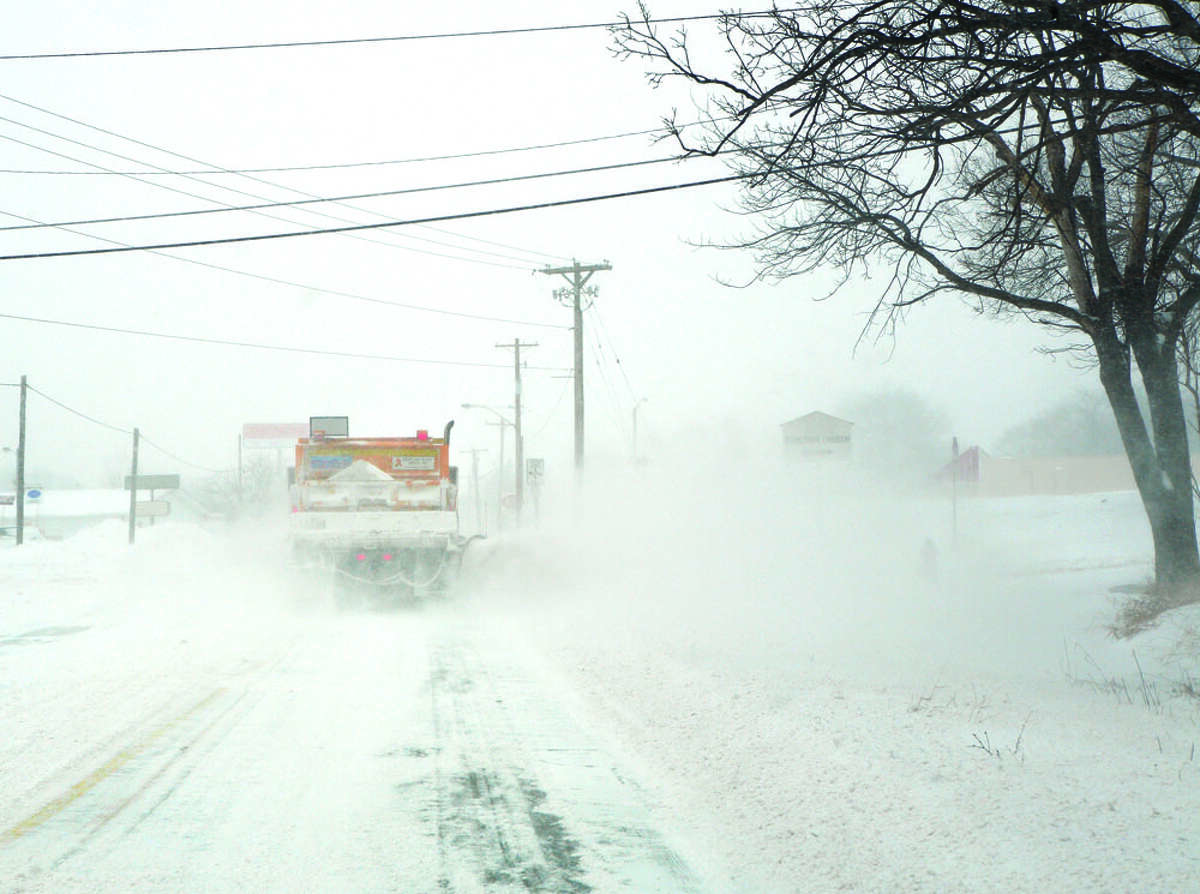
[2, 468, 1198, 892]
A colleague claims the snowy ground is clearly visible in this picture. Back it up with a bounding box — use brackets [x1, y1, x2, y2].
[2, 471, 1198, 892]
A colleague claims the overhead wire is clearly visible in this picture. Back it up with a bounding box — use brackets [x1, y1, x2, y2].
[27, 383, 131, 435]
[591, 347, 629, 443]
[587, 312, 631, 442]
[0, 115, 726, 177]
[588, 302, 639, 401]
[0, 100, 575, 328]
[138, 435, 227, 473]
[0, 174, 747, 261]
[528, 378, 572, 440]
[0, 115, 543, 269]
[27, 383, 228, 472]
[0, 93, 570, 266]
[0, 152, 722, 233]
[0, 207, 567, 329]
[0, 134, 531, 270]
[0, 310, 571, 370]
[0, 10, 789, 60]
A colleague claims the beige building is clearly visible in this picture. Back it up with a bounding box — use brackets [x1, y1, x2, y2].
[781, 411, 854, 460]
[936, 447, 1200, 497]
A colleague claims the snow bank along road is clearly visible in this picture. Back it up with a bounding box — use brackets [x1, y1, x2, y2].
[0, 523, 705, 893]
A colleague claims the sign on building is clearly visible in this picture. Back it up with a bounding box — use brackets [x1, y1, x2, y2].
[242, 422, 309, 449]
[781, 411, 854, 461]
[310, 416, 349, 439]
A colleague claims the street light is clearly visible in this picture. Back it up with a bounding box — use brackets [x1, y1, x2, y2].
[632, 398, 648, 462]
[460, 403, 513, 426]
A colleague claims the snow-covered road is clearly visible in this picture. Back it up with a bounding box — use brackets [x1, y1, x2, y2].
[0, 545, 704, 892]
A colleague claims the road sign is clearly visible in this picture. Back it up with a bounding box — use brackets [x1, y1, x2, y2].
[310, 416, 349, 438]
[135, 500, 171, 518]
[0, 494, 14, 506]
[125, 474, 180, 490]
[526, 458, 544, 481]
[243, 422, 308, 449]
[25, 489, 41, 501]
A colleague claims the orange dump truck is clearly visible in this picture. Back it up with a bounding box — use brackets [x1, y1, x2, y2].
[289, 422, 465, 591]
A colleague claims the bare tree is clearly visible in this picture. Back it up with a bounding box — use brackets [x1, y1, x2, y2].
[615, 1, 1200, 620]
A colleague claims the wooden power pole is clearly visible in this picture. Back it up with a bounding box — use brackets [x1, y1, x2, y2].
[128, 428, 139, 545]
[464, 447, 487, 534]
[15, 375, 26, 545]
[538, 260, 611, 475]
[496, 338, 537, 520]
[485, 419, 511, 531]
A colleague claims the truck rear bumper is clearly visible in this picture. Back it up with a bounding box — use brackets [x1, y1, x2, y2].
[289, 510, 460, 551]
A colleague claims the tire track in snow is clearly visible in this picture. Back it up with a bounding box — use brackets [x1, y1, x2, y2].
[428, 627, 705, 892]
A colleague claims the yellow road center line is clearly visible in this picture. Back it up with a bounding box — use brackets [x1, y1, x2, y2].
[0, 687, 226, 844]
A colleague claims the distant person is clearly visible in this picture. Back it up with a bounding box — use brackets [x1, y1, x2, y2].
[919, 537, 938, 583]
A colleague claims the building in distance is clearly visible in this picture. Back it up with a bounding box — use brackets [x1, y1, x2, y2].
[781, 411, 853, 461]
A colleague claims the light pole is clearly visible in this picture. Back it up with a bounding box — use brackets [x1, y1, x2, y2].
[632, 398, 647, 463]
[1, 447, 13, 538]
[462, 403, 516, 529]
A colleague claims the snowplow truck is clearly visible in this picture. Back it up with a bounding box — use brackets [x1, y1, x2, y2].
[289, 422, 465, 591]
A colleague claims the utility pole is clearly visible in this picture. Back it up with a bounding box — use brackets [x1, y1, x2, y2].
[951, 436, 959, 547]
[15, 375, 26, 546]
[128, 427, 139, 545]
[632, 398, 647, 463]
[539, 259, 611, 475]
[465, 447, 487, 534]
[486, 419, 511, 531]
[496, 338, 537, 520]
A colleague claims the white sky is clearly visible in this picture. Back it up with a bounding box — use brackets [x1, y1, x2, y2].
[0, 1, 1095, 486]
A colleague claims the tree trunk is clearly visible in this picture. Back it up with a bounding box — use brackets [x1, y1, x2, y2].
[1097, 329, 1200, 596]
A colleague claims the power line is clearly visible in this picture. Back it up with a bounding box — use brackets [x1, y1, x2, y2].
[0, 118, 541, 269]
[529, 379, 572, 440]
[27, 383, 228, 472]
[0, 310, 571, 370]
[0, 116, 721, 177]
[588, 318, 630, 442]
[0, 132, 535, 270]
[0, 11, 786, 61]
[416, 225, 566, 265]
[0, 153, 717, 233]
[0, 93, 570, 266]
[0, 207, 567, 329]
[139, 435, 227, 473]
[0, 174, 746, 261]
[27, 384, 131, 435]
[589, 303, 638, 400]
